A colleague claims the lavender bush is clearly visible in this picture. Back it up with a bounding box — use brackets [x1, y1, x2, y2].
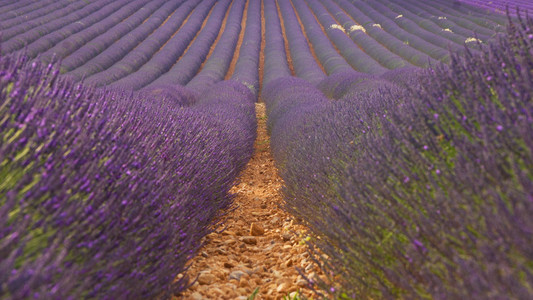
[0, 0, 92, 43]
[82, 0, 209, 88]
[338, 0, 451, 62]
[186, 0, 247, 93]
[0, 0, 70, 31]
[461, 0, 533, 16]
[372, 0, 484, 49]
[0, 54, 255, 299]
[290, 0, 354, 75]
[265, 14, 533, 299]
[277, 0, 326, 85]
[61, 0, 185, 81]
[23, 0, 145, 59]
[305, 0, 398, 72]
[322, 0, 436, 68]
[230, 0, 261, 95]
[142, 0, 236, 89]
[37, 0, 160, 64]
[1, 0, 115, 54]
[108, 0, 224, 90]
[262, 0, 292, 86]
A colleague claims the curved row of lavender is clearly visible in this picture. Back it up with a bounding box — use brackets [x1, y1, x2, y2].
[68, 0, 200, 85]
[1, 0, 532, 299]
[185, 0, 246, 93]
[230, 0, 262, 95]
[106, 0, 226, 90]
[277, 0, 325, 85]
[0, 0, 512, 90]
[262, 0, 292, 85]
[37, 0, 168, 65]
[263, 15, 532, 299]
[290, 0, 355, 75]
[0, 54, 256, 299]
[455, 0, 533, 16]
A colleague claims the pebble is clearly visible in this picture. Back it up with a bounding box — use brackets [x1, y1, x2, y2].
[200, 251, 208, 258]
[284, 259, 293, 268]
[281, 232, 291, 241]
[250, 222, 264, 236]
[276, 282, 290, 293]
[239, 278, 249, 288]
[229, 270, 246, 281]
[215, 271, 226, 280]
[229, 279, 239, 286]
[305, 263, 314, 272]
[190, 292, 204, 300]
[197, 273, 216, 285]
[297, 279, 308, 287]
[241, 266, 254, 275]
[289, 291, 299, 298]
[241, 236, 257, 245]
[308, 272, 317, 281]
[224, 239, 237, 245]
[211, 287, 224, 296]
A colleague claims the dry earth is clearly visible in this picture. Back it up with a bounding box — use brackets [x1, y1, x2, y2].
[176, 103, 325, 300]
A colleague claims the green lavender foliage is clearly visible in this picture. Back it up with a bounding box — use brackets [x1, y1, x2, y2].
[265, 14, 533, 299]
[0, 54, 256, 299]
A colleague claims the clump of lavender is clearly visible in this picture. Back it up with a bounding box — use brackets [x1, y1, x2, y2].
[266, 13, 533, 299]
[0, 54, 255, 299]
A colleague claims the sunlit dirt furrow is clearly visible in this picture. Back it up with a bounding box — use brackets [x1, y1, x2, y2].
[176, 103, 325, 300]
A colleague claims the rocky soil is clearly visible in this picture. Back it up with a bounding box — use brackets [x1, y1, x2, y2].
[176, 103, 325, 300]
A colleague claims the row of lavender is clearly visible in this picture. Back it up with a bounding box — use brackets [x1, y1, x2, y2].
[262, 0, 511, 83]
[1, 0, 512, 91]
[0, 53, 256, 299]
[460, 0, 533, 15]
[263, 14, 533, 299]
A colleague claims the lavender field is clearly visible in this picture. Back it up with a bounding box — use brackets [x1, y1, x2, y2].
[1, 0, 532, 299]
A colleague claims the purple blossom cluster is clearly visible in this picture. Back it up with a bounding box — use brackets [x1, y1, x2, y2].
[264, 14, 533, 299]
[0, 54, 255, 299]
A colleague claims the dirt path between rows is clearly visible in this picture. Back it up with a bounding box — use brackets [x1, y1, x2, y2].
[176, 103, 323, 300]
